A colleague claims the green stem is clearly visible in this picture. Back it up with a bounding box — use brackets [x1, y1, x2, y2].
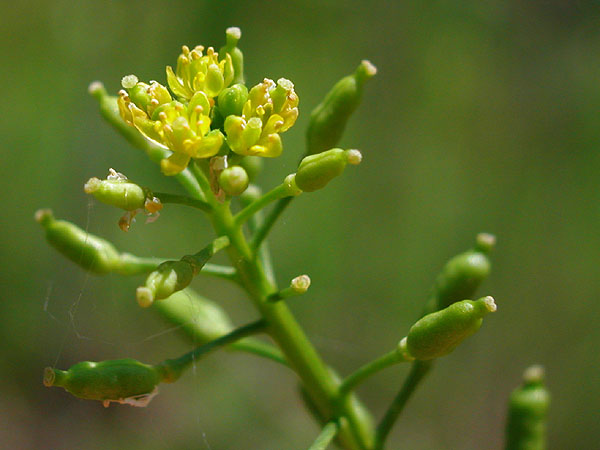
[338, 350, 409, 397]
[250, 196, 294, 251]
[201, 263, 238, 281]
[231, 338, 288, 366]
[153, 192, 211, 213]
[374, 361, 433, 449]
[308, 421, 340, 450]
[234, 183, 293, 226]
[161, 319, 267, 380]
[208, 201, 373, 450]
[116, 254, 163, 275]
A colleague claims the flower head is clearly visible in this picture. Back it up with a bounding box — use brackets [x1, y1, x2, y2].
[166, 45, 234, 100]
[224, 78, 298, 157]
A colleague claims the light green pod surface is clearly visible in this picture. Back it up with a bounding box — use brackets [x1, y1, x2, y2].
[84, 177, 146, 211]
[406, 297, 496, 360]
[305, 60, 376, 156]
[295, 148, 361, 192]
[44, 359, 162, 402]
[505, 366, 550, 450]
[35, 209, 121, 274]
[152, 289, 234, 346]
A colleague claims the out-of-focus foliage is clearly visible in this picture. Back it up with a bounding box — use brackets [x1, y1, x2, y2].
[1, 1, 598, 448]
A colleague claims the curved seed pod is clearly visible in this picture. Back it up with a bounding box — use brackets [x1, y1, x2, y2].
[295, 148, 362, 192]
[219, 165, 249, 196]
[137, 236, 229, 307]
[217, 83, 249, 119]
[43, 358, 165, 407]
[426, 233, 495, 313]
[305, 60, 376, 156]
[84, 169, 147, 211]
[405, 296, 497, 360]
[219, 27, 244, 85]
[505, 366, 550, 450]
[35, 209, 121, 274]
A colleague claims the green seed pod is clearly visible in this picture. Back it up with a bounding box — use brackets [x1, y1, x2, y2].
[35, 209, 121, 274]
[295, 148, 362, 192]
[306, 60, 376, 156]
[405, 296, 496, 360]
[427, 233, 495, 313]
[137, 260, 195, 307]
[84, 169, 146, 211]
[219, 27, 244, 85]
[152, 289, 234, 346]
[219, 165, 249, 196]
[505, 366, 550, 450]
[217, 83, 249, 119]
[137, 236, 229, 307]
[43, 358, 165, 407]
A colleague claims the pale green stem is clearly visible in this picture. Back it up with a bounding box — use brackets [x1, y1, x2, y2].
[250, 196, 294, 251]
[338, 350, 411, 397]
[153, 192, 211, 213]
[234, 183, 293, 226]
[267, 286, 305, 303]
[161, 320, 267, 379]
[374, 360, 433, 449]
[308, 421, 340, 450]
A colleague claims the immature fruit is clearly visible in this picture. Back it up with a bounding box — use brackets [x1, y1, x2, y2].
[217, 83, 248, 118]
[505, 366, 550, 450]
[219, 165, 249, 196]
[295, 148, 362, 192]
[406, 296, 496, 360]
[44, 359, 164, 407]
[306, 60, 376, 156]
[219, 27, 244, 85]
[35, 209, 121, 274]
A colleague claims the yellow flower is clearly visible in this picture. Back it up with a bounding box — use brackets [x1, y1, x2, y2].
[224, 78, 298, 157]
[118, 76, 223, 175]
[166, 45, 234, 100]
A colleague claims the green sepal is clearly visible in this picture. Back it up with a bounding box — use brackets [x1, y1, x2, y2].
[44, 359, 164, 406]
[405, 296, 497, 360]
[305, 60, 376, 156]
[505, 366, 550, 450]
[35, 209, 121, 274]
[295, 148, 362, 192]
[219, 27, 244, 85]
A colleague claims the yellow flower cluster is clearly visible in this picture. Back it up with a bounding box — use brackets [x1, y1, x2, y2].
[117, 37, 298, 175]
[224, 78, 299, 158]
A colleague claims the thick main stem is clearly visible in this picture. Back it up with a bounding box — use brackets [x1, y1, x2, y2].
[209, 199, 373, 450]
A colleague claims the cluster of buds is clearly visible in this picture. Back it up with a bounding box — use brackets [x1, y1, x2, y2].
[115, 28, 299, 181]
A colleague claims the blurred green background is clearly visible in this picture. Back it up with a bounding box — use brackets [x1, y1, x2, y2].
[2, 1, 599, 449]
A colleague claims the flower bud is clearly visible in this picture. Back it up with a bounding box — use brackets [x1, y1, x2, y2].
[239, 156, 263, 182]
[405, 296, 496, 360]
[35, 209, 121, 274]
[505, 366, 550, 450]
[219, 27, 244, 84]
[294, 148, 362, 192]
[430, 233, 495, 311]
[306, 60, 376, 156]
[84, 169, 147, 211]
[219, 165, 249, 196]
[217, 83, 248, 119]
[43, 358, 165, 407]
